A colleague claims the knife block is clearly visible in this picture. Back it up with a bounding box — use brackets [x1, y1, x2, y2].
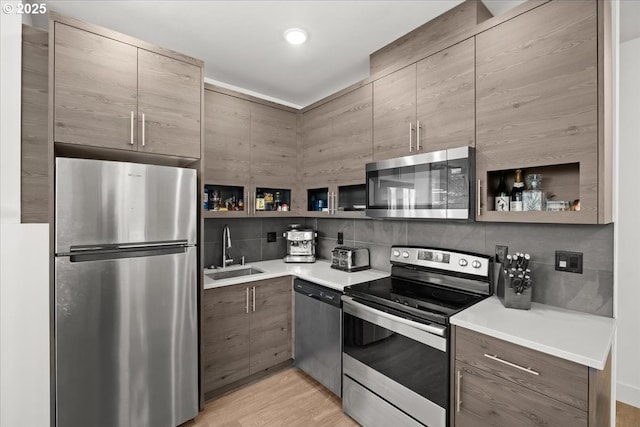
[495, 263, 532, 310]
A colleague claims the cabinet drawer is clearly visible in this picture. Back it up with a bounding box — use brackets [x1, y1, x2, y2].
[455, 327, 588, 411]
[454, 362, 587, 427]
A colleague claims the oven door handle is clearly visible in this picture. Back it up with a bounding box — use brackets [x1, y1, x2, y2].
[342, 296, 447, 351]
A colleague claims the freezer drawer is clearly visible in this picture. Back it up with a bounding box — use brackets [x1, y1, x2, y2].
[55, 158, 197, 253]
[55, 246, 198, 427]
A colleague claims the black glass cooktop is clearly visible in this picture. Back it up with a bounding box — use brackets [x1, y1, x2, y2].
[345, 276, 486, 325]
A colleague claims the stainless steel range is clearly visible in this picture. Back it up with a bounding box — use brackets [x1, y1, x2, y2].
[342, 246, 492, 427]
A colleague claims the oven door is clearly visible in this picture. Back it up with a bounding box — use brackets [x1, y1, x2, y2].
[342, 296, 448, 427]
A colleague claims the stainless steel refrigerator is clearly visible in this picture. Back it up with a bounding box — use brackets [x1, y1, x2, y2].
[54, 158, 198, 427]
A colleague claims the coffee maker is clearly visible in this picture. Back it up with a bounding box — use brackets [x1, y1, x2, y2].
[283, 224, 317, 263]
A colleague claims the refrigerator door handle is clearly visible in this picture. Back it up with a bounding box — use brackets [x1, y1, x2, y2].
[67, 240, 190, 254]
[68, 245, 188, 263]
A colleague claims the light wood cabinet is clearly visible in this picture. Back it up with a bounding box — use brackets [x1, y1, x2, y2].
[202, 283, 250, 394]
[372, 65, 417, 161]
[416, 38, 475, 152]
[301, 84, 372, 217]
[21, 25, 49, 223]
[54, 23, 138, 151]
[373, 39, 475, 161]
[249, 102, 297, 188]
[204, 91, 251, 187]
[454, 361, 588, 427]
[475, 0, 602, 224]
[137, 49, 201, 158]
[249, 277, 293, 373]
[453, 326, 611, 427]
[53, 18, 203, 159]
[203, 88, 297, 218]
[202, 276, 293, 398]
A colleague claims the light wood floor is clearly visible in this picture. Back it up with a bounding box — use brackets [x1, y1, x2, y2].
[617, 401, 640, 427]
[190, 368, 358, 427]
[189, 368, 640, 427]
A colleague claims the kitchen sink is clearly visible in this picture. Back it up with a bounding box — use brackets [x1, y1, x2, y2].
[206, 266, 265, 281]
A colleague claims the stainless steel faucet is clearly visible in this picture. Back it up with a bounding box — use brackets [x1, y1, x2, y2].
[222, 224, 233, 268]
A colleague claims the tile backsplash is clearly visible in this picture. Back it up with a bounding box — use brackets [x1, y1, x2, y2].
[307, 217, 614, 318]
[204, 217, 299, 268]
[204, 217, 614, 318]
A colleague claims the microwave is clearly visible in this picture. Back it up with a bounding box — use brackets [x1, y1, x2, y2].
[365, 146, 475, 219]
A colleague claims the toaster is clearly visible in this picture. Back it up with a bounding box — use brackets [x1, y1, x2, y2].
[331, 246, 371, 272]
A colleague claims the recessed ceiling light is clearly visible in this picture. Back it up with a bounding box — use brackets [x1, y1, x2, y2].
[284, 28, 308, 45]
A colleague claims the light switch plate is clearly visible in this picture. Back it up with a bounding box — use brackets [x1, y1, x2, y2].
[555, 250, 583, 274]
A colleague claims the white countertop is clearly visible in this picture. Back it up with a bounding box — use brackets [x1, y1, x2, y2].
[451, 296, 615, 370]
[203, 259, 389, 291]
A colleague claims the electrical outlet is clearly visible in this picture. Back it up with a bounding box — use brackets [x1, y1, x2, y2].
[338, 232, 344, 245]
[495, 245, 508, 265]
[267, 232, 276, 243]
[555, 251, 583, 274]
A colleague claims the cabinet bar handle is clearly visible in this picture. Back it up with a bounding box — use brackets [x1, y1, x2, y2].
[409, 122, 413, 152]
[130, 111, 135, 145]
[484, 354, 540, 376]
[329, 191, 336, 215]
[416, 120, 421, 151]
[142, 113, 146, 147]
[252, 286, 256, 312]
[245, 288, 249, 313]
[476, 179, 482, 217]
[456, 369, 462, 412]
[331, 192, 336, 215]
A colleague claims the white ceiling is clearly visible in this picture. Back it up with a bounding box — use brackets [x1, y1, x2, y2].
[33, 0, 574, 108]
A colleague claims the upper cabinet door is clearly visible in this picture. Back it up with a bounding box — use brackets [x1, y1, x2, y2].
[475, 0, 598, 223]
[54, 23, 138, 150]
[476, 0, 597, 170]
[203, 91, 251, 186]
[249, 103, 297, 187]
[330, 85, 373, 185]
[373, 64, 417, 161]
[137, 50, 202, 159]
[301, 101, 333, 187]
[417, 38, 475, 152]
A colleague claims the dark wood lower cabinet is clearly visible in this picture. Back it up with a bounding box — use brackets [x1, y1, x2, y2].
[202, 283, 250, 394]
[203, 276, 292, 398]
[453, 326, 611, 427]
[249, 276, 293, 374]
[454, 361, 588, 427]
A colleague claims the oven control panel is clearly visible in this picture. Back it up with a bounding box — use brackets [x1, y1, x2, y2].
[390, 246, 490, 278]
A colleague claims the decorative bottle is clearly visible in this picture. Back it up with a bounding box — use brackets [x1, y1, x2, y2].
[511, 169, 524, 212]
[494, 172, 510, 212]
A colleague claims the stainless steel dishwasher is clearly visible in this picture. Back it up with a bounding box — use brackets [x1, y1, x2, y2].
[294, 278, 342, 397]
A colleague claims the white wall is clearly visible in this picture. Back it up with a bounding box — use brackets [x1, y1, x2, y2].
[0, 2, 51, 426]
[616, 36, 640, 408]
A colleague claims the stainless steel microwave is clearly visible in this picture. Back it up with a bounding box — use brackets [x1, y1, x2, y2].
[365, 147, 475, 219]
